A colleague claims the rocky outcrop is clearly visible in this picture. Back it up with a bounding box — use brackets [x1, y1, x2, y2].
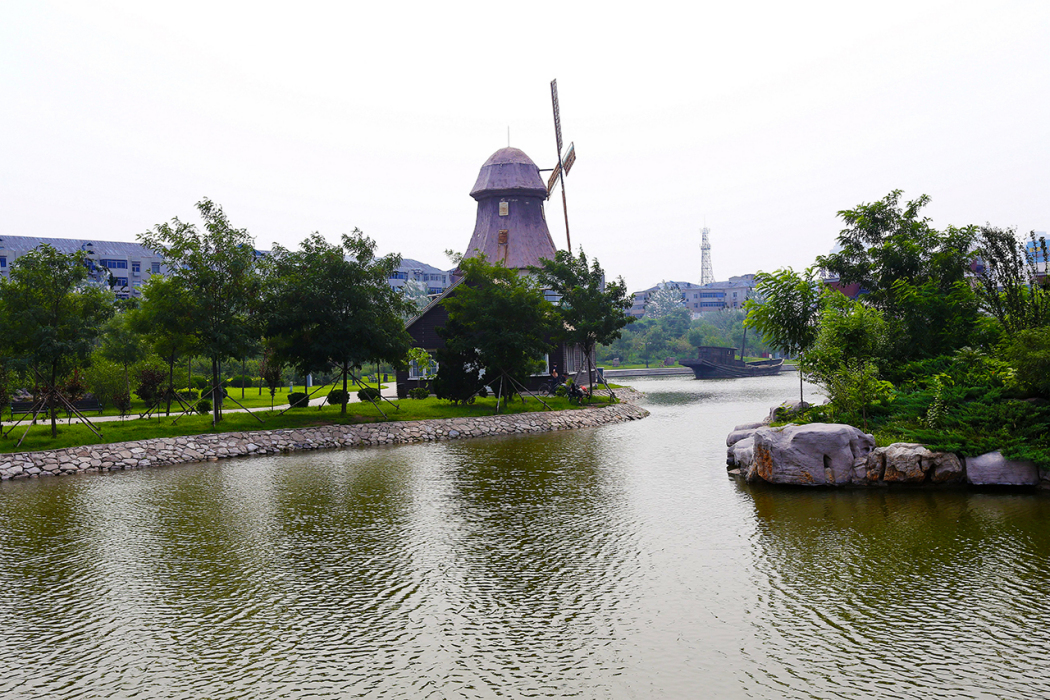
[728, 423, 875, 486]
[0, 398, 649, 481]
[966, 451, 1040, 486]
[727, 409, 1046, 488]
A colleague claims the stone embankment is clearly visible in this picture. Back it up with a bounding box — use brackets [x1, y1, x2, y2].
[727, 402, 1048, 489]
[0, 389, 647, 481]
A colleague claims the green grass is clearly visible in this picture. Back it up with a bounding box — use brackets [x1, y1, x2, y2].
[0, 394, 617, 455]
[2, 382, 387, 420]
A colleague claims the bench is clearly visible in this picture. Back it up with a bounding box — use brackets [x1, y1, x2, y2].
[67, 398, 103, 416]
[10, 401, 39, 416]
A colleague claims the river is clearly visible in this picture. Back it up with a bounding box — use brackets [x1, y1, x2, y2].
[1, 374, 1048, 699]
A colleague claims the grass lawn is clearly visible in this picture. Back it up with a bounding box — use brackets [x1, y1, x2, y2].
[1, 382, 387, 421]
[0, 393, 617, 455]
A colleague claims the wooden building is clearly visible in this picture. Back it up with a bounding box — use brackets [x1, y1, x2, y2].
[397, 147, 595, 397]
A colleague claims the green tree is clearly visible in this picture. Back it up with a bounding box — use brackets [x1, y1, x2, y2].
[744, 267, 822, 402]
[261, 231, 413, 413]
[0, 245, 113, 437]
[259, 345, 284, 410]
[129, 275, 199, 415]
[99, 314, 147, 402]
[140, 199, 261, 424]
[816, 190, 979, 360]
[436, 255, 557, 402]
[1002, 327, 1050, 398]
[974, 227, 1050, 334]
[530, 249, 634, 393]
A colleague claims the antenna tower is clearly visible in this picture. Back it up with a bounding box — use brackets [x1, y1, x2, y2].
[700, 227, 715, 285]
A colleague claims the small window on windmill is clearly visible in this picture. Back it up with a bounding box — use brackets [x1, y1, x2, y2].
[498, 230, 509, 245]
[499, 201, 509, 216]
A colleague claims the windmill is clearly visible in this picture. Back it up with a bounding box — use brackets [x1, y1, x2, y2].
[700, 227, 715, 285]
[547, 79, 576, 252]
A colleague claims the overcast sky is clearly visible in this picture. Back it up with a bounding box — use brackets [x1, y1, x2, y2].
[2, 1, 1047, 291]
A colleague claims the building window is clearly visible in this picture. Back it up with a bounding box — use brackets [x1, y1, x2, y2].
[114, 277, 129, 287]
[428, 287, 442, 295]
[0, 256, 5, 268]
[408, 357, 438, 379]
[132, 261, 140, 275]
[151, 262, 161, 274]
[389, 271, 407, 280]
[100, 259, 128, 270]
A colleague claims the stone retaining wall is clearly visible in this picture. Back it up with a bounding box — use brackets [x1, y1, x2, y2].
[0, 390, 648, 481]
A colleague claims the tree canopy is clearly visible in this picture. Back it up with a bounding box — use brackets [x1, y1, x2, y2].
[261, 231, 413, 412]
[530, 249, 633, 391]
[0, 245, 113, 436]
[139, 198, 260, 423]
[435, 255, 557, 402]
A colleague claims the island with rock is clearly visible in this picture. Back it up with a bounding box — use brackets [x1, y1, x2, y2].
[726, 403, 1048, 490]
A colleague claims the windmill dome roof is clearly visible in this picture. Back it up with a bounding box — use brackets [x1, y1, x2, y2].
[469, 147, 547, 199]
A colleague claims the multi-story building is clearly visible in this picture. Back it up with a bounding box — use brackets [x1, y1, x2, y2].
[629, 275, 756, 318]
[0, 236, 167, 297]
[387, 258, 455, 296]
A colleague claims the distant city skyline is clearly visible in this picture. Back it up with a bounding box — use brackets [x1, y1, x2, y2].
[2, 2, 1047, 293]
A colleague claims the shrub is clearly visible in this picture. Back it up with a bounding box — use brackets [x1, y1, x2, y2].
[136, 366, 167, 406]
[190, 376, 209, 390]
[288, 392, 308, 408]
[357, 387, 381, 402]
[114, 391, 132, 416]
[227, 374, 256, 388]
[1003, 327, 1050, 398]
[408, 387, 429, 400]
[327, 389, 349, 406]
[176, 389, 199, 402]
[195, 399, 211, 415]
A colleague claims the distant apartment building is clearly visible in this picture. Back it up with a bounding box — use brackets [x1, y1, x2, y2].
[0, 236, 168, 297]
[629, 275, 757, 319]
[387, 258, 455, 296]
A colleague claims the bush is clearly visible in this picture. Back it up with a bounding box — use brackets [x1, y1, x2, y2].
[190, 376, 209, 390]
[176, 389, 199, 402]
[328, 389, 349, 406]
[227, 374, 256, 388]
[136, 366, 167, 406]
[1003, 327, 1050, 398]
[357, 387, 381, 402]
[408, 387, 429, 400]
[288, 392, 309, 408]
[114, 391, 132, 416]
[195, 399, 211, 415]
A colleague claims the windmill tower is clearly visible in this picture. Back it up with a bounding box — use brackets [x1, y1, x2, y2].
[700, 227, 715, 285]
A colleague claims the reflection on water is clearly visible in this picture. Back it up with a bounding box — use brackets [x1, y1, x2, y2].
[0, 373, 1047, 699]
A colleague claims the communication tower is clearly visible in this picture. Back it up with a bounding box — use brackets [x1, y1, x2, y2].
[700, 227, 715, 285]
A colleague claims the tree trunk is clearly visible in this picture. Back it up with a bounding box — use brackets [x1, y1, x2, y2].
[50, 362, 58, 438]
[799, 367, 804, 404]
[211, 356, 221, 426]
[341, 363, 349, 414]
[166, 353, 176, 417]
[241, 357, 246, 400]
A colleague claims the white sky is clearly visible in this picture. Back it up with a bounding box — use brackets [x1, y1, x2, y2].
[2, 1, 1047, 291]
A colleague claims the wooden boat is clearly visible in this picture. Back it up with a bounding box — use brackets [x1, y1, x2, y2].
[678, 346, 784, 379]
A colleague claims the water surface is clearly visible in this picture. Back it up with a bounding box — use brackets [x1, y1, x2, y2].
[1, 374, 1048, 698]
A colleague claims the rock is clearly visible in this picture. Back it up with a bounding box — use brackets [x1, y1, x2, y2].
[733, 422, 765, 432]
[727, 426, 761, 447]
[767, 401, 811, 424]
[750, 423, 874, 486]
[727, 436, 755, 471]
[927, 452, 964, 484]
[852, 448, 885, 485]
[881, 443, 931, 483]
[966, 451, 1040, 486]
